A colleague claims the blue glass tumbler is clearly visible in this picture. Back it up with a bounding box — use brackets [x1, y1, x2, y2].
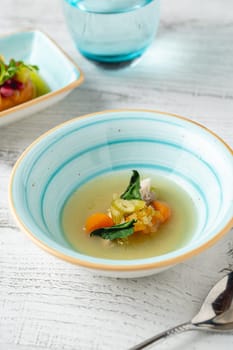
[62, 0, 160, 63]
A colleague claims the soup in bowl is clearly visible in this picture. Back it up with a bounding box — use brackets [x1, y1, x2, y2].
[9, 110, 233, 277]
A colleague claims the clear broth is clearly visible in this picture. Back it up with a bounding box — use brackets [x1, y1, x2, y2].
[62, 172, 197, 260]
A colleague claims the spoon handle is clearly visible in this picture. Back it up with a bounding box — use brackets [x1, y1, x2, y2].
[128, 322, 195, 350]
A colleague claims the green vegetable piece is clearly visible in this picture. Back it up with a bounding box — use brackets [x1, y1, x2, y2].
[112, 198, 136, 214]
[90, 219, 136, 240]
[29, 70, 50, 96]
[120, 170, 142, 200]
[0, 57, 39, 86]
[111, 198, 145, 216]
[110, 206, 123, 224]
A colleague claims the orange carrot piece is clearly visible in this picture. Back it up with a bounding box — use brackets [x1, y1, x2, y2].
[152, 200, 171, 223]
[133, 222, 146, 233]
[85, 213, 114, 233]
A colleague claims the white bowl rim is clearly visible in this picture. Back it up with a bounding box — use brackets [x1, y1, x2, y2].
[8, 109, 233, 272]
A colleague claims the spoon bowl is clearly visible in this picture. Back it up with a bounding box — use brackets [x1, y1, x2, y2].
[192, 271, 233, 330]
[130, 271, 233, 349]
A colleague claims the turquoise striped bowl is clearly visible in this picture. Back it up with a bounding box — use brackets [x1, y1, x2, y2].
[9, 110, 233, 277]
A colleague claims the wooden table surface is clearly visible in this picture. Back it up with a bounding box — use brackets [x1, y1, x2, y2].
[0, 0, 233, 349]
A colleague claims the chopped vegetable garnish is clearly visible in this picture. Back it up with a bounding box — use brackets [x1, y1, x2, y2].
[84, 170, 172, 242]
[0, 57, 38, 86]
[0, 56, 45, 112]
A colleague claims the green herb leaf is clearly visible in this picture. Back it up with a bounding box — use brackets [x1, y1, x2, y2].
[0, 61, 6, 83]
[90, 219, 136, 240]
[120, 170, 142, 200]
[0, 57, 39, 86]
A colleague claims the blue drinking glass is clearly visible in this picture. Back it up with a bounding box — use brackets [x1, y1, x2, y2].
[62, 0, 160, 63]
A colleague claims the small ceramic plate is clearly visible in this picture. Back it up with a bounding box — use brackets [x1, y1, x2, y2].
[0, 29, 84, 126]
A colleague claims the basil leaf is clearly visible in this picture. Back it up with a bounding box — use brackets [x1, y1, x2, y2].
[90, 219, 136, 240]
[19, 61, 39, 72]
[120, 170, 141, 200]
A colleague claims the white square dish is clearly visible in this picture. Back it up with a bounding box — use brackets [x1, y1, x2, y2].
[0, 29, 84, 126]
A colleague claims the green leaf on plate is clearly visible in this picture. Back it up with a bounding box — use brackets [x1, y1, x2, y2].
[0, 57, 39, 86]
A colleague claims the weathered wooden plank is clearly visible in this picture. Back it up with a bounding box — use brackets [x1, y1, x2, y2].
[0, 0, 232, 349]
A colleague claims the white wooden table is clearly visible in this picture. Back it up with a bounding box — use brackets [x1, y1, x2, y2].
[0, 0, 233, 349]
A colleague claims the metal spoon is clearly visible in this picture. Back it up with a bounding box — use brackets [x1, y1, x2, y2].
[129, 271, 233, 350]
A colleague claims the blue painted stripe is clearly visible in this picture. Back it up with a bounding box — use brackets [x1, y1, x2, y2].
[38, 138, 222, 211]
[23, 115, 223, 207]
[23, 114, 189, 186]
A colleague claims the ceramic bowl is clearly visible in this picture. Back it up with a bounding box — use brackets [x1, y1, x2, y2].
[0, 30, 84, 126]
[9, 110, 233, 278]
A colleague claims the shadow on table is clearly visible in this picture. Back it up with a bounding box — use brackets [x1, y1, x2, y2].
[95, 21, 233, 98]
